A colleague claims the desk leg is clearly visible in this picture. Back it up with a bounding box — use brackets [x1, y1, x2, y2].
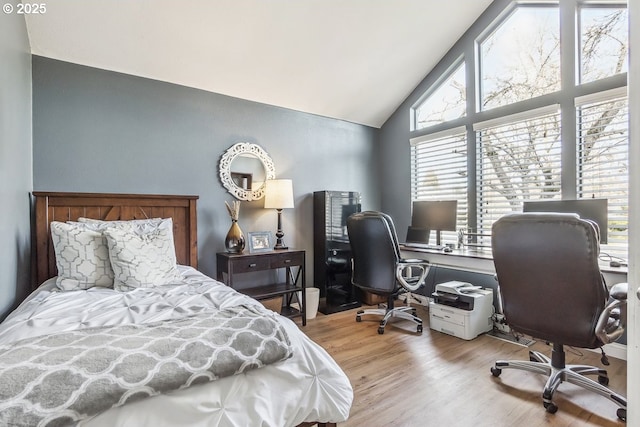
[287, 266, 306, 326]
[216, 261, 231, 287]
[301, 283, 306, 326]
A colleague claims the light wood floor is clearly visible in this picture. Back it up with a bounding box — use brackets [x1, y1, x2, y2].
[300, 305, 627, 427]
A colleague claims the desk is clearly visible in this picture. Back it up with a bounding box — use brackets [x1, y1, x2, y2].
[400, 245, 628, 282]
[216, 249, 306, 326]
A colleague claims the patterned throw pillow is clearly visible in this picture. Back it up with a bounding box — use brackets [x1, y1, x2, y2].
[103, 223, 184, 291]
[50, 221, 115, 290]
[77, 217, 165, 235]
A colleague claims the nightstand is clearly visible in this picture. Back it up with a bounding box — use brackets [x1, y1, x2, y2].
[216, 249, 306, 326]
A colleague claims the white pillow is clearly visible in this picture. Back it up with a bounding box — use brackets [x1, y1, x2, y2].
[50, 221, 114, 290]
[77, 217, 164, 235]
[103, 224, 183, 291]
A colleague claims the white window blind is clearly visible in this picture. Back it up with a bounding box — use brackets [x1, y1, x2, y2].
[577, 90, 629, 259]
[410, 129, 467, 246]
[476, 109, 562, 246]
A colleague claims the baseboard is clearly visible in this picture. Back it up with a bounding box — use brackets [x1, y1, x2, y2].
[588, 342, 627, 361]
[487, 329, 535, 347]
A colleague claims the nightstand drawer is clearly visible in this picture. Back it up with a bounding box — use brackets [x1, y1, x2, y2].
[270, 252, 304, 268]
[231, 257, 271, 273]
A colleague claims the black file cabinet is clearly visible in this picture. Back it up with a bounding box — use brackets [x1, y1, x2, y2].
[313, 191, 361, 314]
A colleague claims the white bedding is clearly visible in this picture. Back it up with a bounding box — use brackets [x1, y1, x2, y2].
[0, 266, 353, 426]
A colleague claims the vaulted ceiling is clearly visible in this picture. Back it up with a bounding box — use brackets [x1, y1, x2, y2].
[24, 0, 492, 128]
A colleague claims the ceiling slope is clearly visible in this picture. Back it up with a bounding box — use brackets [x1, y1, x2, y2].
[25, 0, 491, 128]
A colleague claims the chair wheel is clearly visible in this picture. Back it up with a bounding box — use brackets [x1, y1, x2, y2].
[617, 408, 626, 421]
[356, 316, 362, 322]
[544, 402, 558, 414]
[490, 367, 502, 377]
[378, 327, 385, 334]
[543, 402, 558, 414]
[417, 324, 423, 333]
[598, 375, 609, 386]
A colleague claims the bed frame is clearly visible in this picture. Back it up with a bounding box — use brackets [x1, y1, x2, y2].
[32, 192, 199, 289]
[31, 191, 337, 427]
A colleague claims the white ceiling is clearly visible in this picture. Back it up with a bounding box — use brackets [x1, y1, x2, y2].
[24, 0, 492, 128]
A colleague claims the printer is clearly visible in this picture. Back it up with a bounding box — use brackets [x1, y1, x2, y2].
[429, 281, 494, 340]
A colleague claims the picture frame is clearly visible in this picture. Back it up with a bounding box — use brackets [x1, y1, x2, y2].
[248, 231, 274, 253]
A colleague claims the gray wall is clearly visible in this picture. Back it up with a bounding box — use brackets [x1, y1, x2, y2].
[0, 11, 33, 319]
[32, 57, 380, 283]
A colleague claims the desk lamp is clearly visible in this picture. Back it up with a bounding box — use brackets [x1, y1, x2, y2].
[264, 179, 294, 250]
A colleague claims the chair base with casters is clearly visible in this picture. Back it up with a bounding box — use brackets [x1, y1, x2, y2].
[356, 292, 423, 335]
[490, 342, 626, 421]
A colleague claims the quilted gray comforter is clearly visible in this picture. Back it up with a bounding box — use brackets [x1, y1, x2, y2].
[0, 305, 292, 427]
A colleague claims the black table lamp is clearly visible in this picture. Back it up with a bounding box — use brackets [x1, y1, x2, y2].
[264, 179, 294, 250]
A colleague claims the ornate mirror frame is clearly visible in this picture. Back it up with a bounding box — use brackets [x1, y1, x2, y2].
[219, 142, 276, 201]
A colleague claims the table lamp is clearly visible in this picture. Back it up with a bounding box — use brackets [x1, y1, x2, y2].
[264, 179, 294, 250]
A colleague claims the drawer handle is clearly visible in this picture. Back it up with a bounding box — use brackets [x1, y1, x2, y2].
[284, 259, 291, 264]
[249, 263, 257, 268]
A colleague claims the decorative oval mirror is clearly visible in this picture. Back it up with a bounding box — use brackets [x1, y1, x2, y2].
[219, 142, 276, 201]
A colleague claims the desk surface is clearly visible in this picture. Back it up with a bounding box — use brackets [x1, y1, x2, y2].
[400, 244, 628, 277]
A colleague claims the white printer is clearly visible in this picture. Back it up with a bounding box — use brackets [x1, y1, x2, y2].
[429, 281, 494, 340]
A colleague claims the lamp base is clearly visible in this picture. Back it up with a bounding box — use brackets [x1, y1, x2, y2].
[273, 209, 288, 250]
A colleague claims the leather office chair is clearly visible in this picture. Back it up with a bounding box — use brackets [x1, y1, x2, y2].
[346, 211, 430, 334]
[490, 213, 627, 421]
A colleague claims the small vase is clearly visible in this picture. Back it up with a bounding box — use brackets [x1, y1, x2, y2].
[225, 220, 245, 253]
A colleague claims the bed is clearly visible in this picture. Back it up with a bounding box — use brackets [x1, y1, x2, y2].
[0, 192, 352, 427]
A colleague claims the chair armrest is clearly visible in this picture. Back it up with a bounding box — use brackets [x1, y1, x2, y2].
[595, 282, 628, 344]
[396, 260, 430, 292]
[609, 282, 628, 300]
[399, 258, 429, 265]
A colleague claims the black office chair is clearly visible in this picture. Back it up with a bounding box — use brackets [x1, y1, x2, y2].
[490, 213, 627, 421]
[346, 211, 430, 334]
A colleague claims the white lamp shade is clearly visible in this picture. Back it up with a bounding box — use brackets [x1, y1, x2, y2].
[264, 179, 294, 209]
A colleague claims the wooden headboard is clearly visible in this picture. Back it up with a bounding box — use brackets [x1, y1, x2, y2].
[33, 192, 199, 288]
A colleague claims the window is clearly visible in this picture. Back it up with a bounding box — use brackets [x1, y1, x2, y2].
[414, 61, 466, 130]
[579, 6, 629, 84]
[409, 1, 629, 258]
[410, 128, 468, 245]
[480, 6, 560, 110]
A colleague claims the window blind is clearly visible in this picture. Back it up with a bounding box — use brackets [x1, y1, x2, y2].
[475, 109, 562, 246]
[410, 129, 467, 246]
[577, 91, 629, 259]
